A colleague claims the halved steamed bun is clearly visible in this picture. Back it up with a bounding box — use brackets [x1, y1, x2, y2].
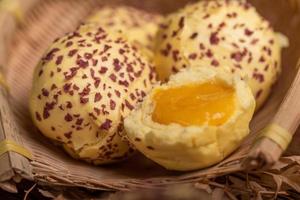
[125, 67, 255, 171]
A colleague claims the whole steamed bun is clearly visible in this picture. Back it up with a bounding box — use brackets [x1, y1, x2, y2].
[86, 6, 163, 60]
[30, 25, 156, 164]
[154, 0, 288, 109]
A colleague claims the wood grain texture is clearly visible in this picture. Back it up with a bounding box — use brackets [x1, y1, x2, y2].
[0, 86, 32, 182]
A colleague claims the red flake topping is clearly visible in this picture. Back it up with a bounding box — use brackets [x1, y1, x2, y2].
[264, 65, 269, 71]
[101, 56, 108, 62]
[73, 84, 79, 90]
[172, 50, 180, 61]
[35, 112, 42, 121]
[94, 93, 102, 102]
[256, 89, 263, 99]
[253, 72, 265, 83]
[125, 100, 134, 110]
[76, 118, 83, 126]
[64, 113, 73, 122]
[63, 83, 72, 93]
[172, 66, 179, 73]
[68, 49, 78, 57]
[58, 105, 64, 111]
[259, 56, 265, 63]
[141, 91, 146, 98]
[190, 32, 198, 39]
[79, 85, 91, 96]
[188, 53, 197, 60]
[64, 67, 78, 80]
[38, 70, 43, 77]
[67, 31, 81, 40]
[178, 16, 185, 29]
[43, 109, 50, 119]
[77, 59, 89, 68]
[84, 53, 93, 59]
[92, 59, 98, 66]
[115, 90, 121, 98]
[99, 67, 108, 74]
[113, 59, 121, 71]
[244, 28, 254, 36]
[110, 100, 116, 110]
[82, 74, 88, 79]
[66, 41, 73, 47]
[219, 22, 226, 29]
[199, 43, 205, 50]
[100, 119, 112, 130]
[119, 49, 125, 54]
[231, 52, 243, 62]
[130, 93, 136, 101]
[94, 79, 101, 88]
[109, 74, 117, 82]
[119, 80, 129, 87]
[66, 101, 73, 109]
[42, 88, 49, 97]
[44, 48, 59, 61]
[55, 56, 63, 65]
[80, 97, 89, 104]
[210, 32, 220, 45]
[206, 49, 213, 58]
[251, 39, 259, 45]
[64, 132, 72, 139]
[211, 59, 220, 67]
[126, 64, 134, 72]
[94, 108, 101, 115]
[100, 44, 112, 55]
[203, 14, 210, 19]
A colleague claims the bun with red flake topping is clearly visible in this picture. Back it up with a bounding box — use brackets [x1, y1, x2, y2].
[154, 0, 288, 109]
[29, 25, 156, 164]
[86, 6, 163, 60]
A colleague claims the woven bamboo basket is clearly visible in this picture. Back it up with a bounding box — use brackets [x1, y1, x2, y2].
[1, 0, 300, 196]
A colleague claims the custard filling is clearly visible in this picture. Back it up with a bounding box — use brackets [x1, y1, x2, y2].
[152, 81, 236, 126]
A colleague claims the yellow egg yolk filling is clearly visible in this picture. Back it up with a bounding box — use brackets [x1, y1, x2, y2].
[152, 81, 236, 126]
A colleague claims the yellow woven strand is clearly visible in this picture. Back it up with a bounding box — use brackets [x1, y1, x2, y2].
[0, 72, 8, 90]
[257, 124, 292, 150]
[0, 0, 23, 23]
[0, 140, 32, 160]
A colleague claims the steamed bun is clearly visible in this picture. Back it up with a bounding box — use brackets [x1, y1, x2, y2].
[154, 0, 288, 109]
[30, 25, 156, 164]
[86, 6, 163, 60]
